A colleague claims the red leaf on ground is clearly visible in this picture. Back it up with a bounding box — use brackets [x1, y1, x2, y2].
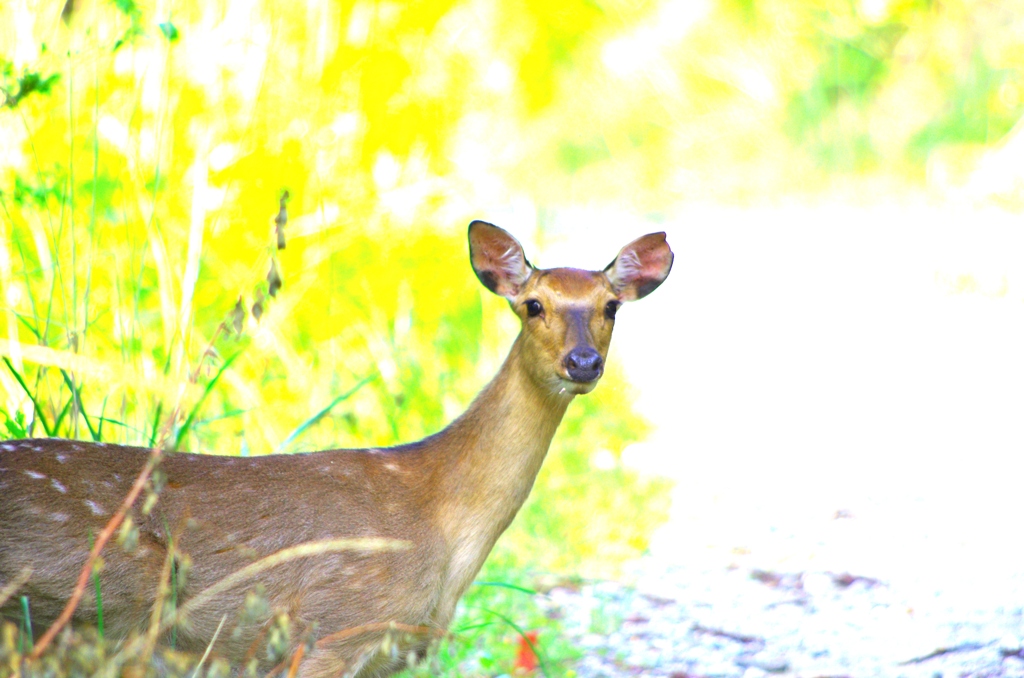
[514, 630, 540, 673]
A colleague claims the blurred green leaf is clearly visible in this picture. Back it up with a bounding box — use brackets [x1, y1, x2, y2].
[158, 21, 179, 42]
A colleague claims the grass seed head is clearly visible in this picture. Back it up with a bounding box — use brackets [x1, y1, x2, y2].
[265, 612, 291, 662]
[119, 514, 139, 553]
[175, 553, 192, 589]
[241, 584, 271, 626]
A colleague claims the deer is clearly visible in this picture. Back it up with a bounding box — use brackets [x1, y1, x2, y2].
[0, 220, 673, 677]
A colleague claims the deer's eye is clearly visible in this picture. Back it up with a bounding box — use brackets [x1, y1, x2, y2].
[525, 300, 543, 317]
[605, 301, 620, 320]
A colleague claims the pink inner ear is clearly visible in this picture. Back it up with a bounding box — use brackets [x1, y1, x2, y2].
[469, 221, 531, 297]
[609, 233, 672, 300]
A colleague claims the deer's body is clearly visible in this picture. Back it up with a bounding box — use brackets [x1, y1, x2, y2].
[0, 222, 672, 677]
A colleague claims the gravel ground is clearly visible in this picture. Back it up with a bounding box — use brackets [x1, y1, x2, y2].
[537, 205, 1024, 678]
[545, 560, 1024, 678]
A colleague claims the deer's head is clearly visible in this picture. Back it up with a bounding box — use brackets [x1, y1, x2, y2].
[469, 220, 673, 396]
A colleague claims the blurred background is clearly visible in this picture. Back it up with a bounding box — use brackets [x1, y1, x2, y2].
[2, 0, 1024, 672]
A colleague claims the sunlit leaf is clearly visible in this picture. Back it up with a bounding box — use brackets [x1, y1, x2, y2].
[158, 21, 179, 42]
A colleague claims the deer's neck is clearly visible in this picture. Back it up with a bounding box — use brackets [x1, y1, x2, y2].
[432, 335, 572, 592]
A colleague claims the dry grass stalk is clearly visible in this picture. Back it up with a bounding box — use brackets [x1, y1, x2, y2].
[28, 445, 164, 660]
[188, 614, 227, 678]
[263, 621, 444, 677]
[141, 523, 182, 663]
[174, 538, 410, 626]
[109, 537, 410, 668]
[285, 642, 304, 678]
[314, 621, 444, 649]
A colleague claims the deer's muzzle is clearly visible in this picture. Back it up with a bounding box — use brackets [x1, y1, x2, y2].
[564, 347, 604, 383]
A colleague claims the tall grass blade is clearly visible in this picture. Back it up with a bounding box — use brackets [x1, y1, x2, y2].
[472, 581, 538, 596]
[52, 398, 73, 436]
[275, 374, 376, 453]
[172, 348, 243, 451]
[8, 314, 45, 437]
[14, 313, 43, 341]
[2, 356, 53, 436]
[97, 395, 109, 441]
[20, 595, 33, 648]
[474, 606, 550, 678]
[149, 401, 164, 447]
[96, 416, 139, 436]
[60, 368, 99, 440]
[189, 614, 226, 678]
[452, 621, 497, 633]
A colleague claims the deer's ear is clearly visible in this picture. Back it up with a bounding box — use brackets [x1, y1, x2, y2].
[605, 232, 673, 301]
[468, 220, 533, 300]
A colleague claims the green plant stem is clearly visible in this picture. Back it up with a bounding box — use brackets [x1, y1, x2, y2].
[20, 595, 33, 648]
[472, 581, 538, 595]
[172, 348, 244, 451]
[60, 368, 99, 440]
[2, 356, 53, 436]
[275, 374, 376, 453]
[474, 606, 550, 678]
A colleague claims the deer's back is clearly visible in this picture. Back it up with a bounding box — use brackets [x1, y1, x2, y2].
[0, 439, 448, 666]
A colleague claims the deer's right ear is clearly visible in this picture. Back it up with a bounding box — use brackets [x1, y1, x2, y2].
[605, 232, 674, 301]
[468, 220, 533, 300]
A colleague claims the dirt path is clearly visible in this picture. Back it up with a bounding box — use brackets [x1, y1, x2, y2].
[536, 203, 1024, 678]
[548, 556, 1024, 678]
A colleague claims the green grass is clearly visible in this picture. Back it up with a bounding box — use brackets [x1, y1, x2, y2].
[400, 568, 582, 677]
[19, 597, 32, 652]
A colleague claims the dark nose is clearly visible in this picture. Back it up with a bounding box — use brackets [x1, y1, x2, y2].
[564, 347, 604, 383]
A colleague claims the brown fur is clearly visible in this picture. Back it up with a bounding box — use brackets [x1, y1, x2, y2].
[0, 222, 672, 676]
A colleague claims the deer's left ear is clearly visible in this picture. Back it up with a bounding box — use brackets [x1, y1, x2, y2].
[605, 232, 673, 301]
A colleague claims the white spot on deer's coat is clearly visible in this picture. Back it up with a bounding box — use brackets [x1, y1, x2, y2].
[1, 443, 15, 451]
[51, 479, 67, 493]
[31, 445, 43, 452]
[50, 513, 69, 523]
[384, 463, 399, 472]
[56, 454, 67, 463]
[113, 473, 122, 482]
[23, 470, 46, 479]
[85, 500, 107, 516]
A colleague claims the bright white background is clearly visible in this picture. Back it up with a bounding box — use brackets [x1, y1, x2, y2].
[530, 200, 1024, 610]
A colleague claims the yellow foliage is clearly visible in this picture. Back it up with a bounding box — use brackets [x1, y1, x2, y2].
[1, 0, 1021, 575]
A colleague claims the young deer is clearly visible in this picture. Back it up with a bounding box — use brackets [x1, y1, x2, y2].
[0, 221, 673, 676]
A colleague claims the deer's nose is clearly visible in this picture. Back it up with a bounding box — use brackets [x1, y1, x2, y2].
[564, 347, 604, 383]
